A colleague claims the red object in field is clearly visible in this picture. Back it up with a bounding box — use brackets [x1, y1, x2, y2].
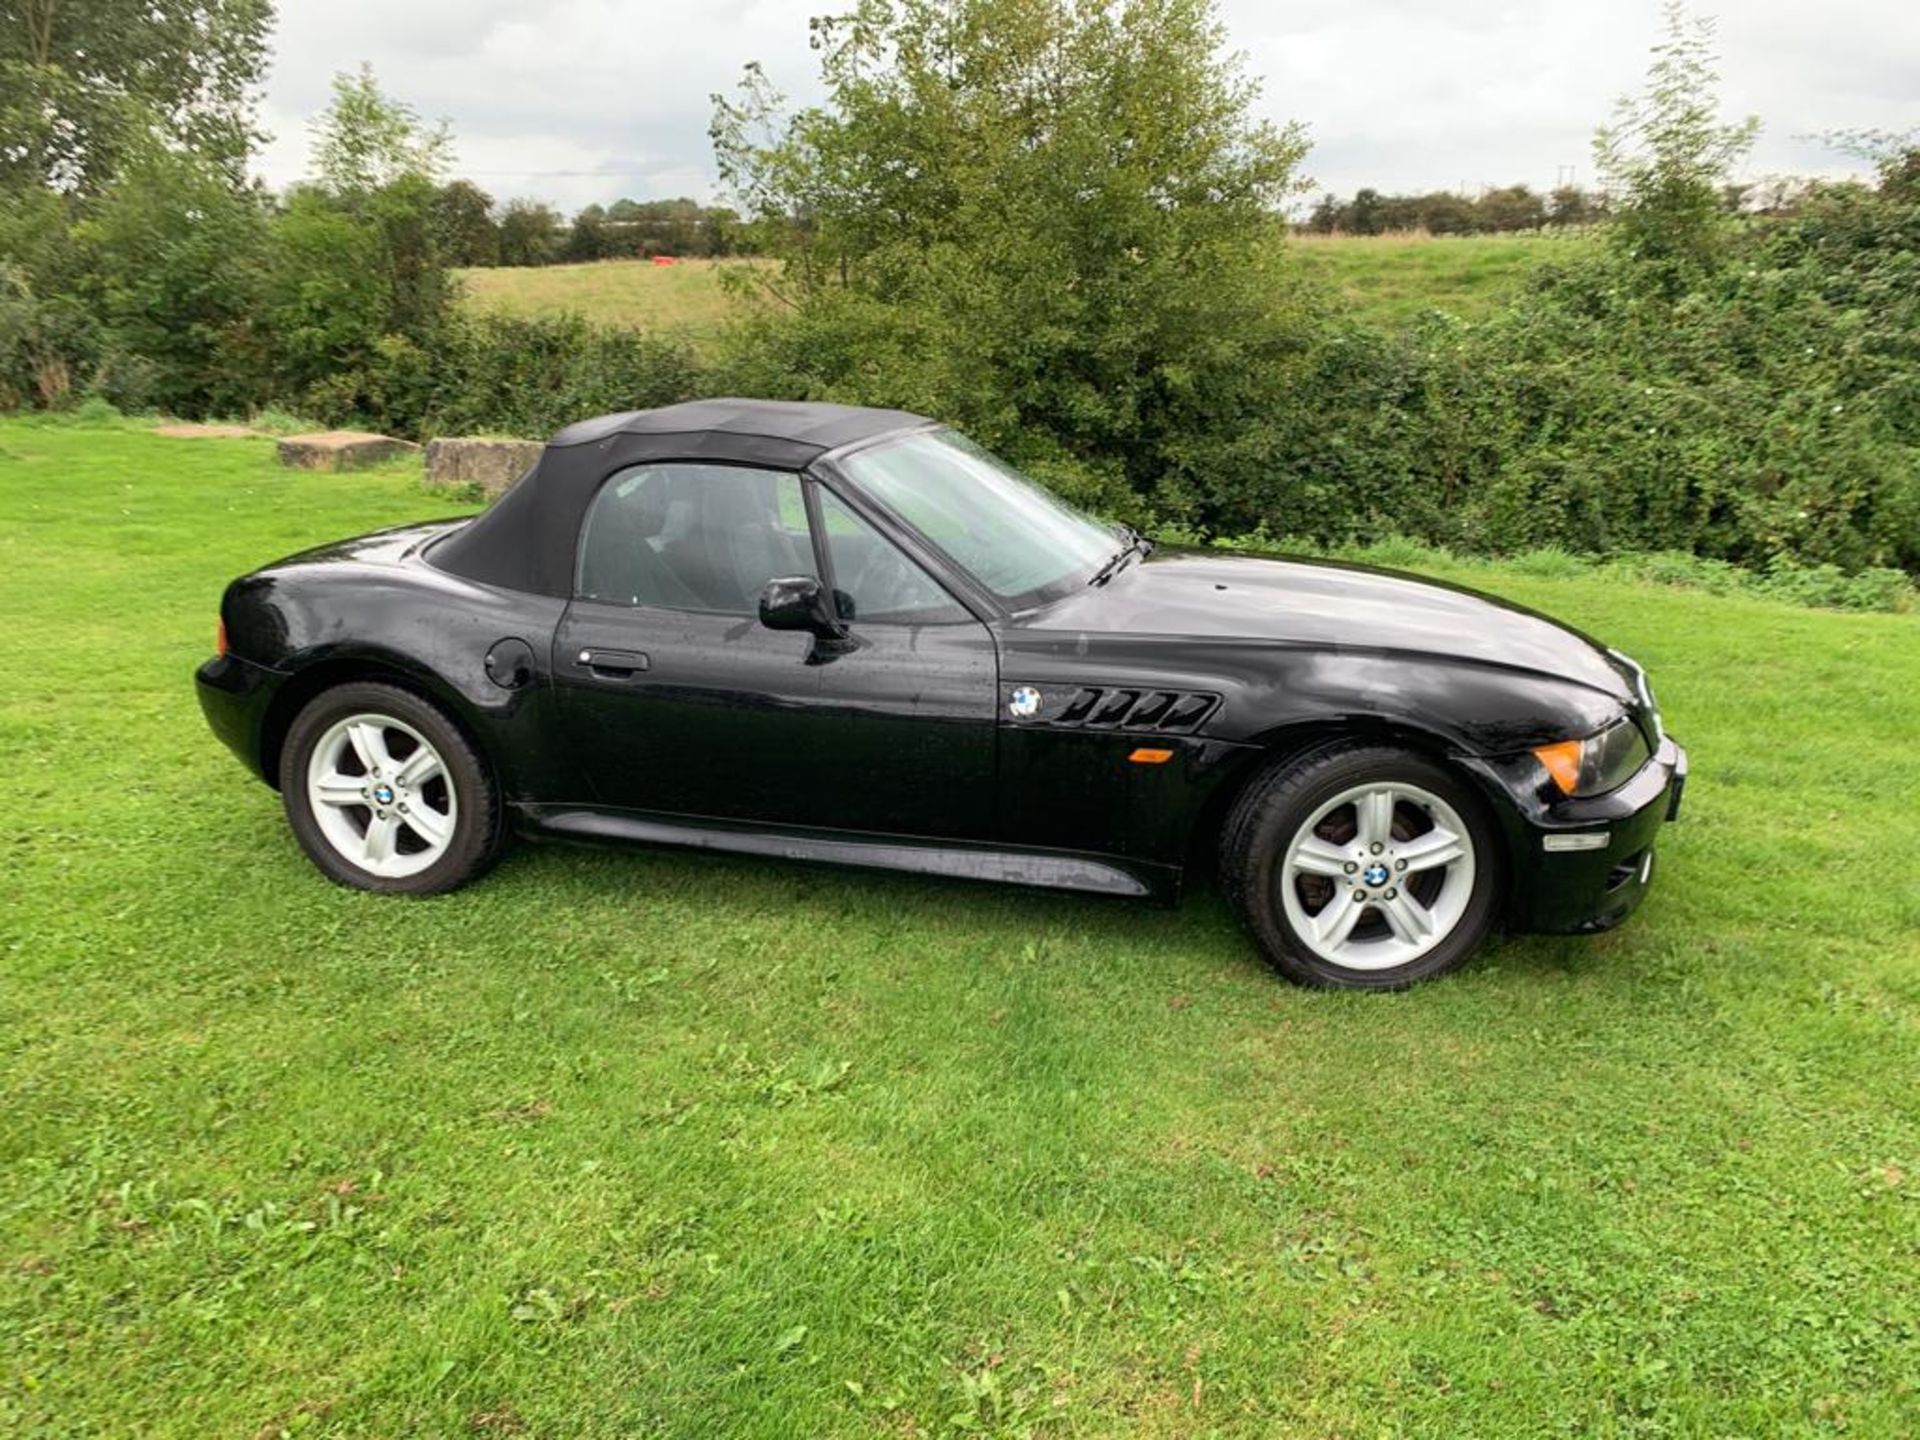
[650, 255, 679, 266]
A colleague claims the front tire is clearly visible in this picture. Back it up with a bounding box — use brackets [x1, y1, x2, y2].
[278, 681, 504, 895]
[1221, 742, 1500, 989]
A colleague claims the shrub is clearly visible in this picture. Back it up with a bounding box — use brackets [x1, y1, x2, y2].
[414, 311, 705, 439]
[78, 143, 273, 417]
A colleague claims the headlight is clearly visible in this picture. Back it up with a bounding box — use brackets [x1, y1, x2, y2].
[1532, 717, 1651, 797]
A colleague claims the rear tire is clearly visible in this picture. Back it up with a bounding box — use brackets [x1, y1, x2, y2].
[1220, 741, 1500, 989]
[278, 681, 505, 895]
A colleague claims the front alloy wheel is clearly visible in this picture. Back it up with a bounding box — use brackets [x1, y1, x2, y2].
[1222, 742, 1500, 988]
[1279, 780, 1476, 971]
[279, 681, 504, 895]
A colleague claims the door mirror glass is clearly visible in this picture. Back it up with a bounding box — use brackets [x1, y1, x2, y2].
[758, 575, 846, 639]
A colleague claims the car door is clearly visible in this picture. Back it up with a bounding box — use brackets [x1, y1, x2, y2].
[797, 480, 999, 838]
[551, 461, 998, 839]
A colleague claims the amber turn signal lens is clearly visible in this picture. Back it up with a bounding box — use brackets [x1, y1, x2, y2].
[1532, 739, 1584, 795]
[215, 616, 228, 657]
[1128, 747, 1175, 765]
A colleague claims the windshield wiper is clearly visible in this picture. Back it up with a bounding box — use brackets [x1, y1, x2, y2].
[1088, 525, 1153, 587]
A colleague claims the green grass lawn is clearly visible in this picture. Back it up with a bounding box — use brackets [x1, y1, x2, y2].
[456, 235, 1563, 336]
[3, 419, 1918, 1437]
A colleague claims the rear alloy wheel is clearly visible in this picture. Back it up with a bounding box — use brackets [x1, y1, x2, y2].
[306, 713, 458, 879]
[279, 681, 503, 894]
[1222, 743, 1500, 989]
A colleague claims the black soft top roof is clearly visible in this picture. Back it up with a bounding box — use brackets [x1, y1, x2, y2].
[431, 399, 931, 597]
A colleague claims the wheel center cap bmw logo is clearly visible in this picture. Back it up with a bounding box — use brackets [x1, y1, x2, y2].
[372, 784, 395, 806]
[1362, 863, 1390, 887]
[1008, 686, 1042, 719]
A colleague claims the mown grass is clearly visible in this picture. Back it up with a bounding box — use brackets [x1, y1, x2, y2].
[3, 419, 1918, 1437]
[455, 235, 1566, 335]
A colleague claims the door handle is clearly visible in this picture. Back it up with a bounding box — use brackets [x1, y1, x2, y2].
[575, 647, 650, 680]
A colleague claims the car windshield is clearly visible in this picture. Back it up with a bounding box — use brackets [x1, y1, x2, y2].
[838, 429, 1121, 608]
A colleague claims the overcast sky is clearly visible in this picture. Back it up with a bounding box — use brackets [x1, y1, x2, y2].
[253, 1, 1920, 212]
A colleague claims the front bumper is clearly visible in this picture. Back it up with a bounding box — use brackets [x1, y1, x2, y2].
[1465, 735, 1687, 935]
[195, 653, 282, 783]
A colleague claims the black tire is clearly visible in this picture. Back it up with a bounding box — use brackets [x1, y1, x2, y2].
[1220, 741, 1501, 990]
[278, 680, 506, 895]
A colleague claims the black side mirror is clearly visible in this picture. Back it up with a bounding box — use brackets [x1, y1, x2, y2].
[758, 575, 847, 640]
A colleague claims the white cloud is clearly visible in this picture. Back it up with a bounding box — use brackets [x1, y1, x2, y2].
[254, 0, 1920, 212]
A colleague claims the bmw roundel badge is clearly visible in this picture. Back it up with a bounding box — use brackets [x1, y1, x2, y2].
[1008, 686, 1042, 719]
[1363, 863, 1390, 887]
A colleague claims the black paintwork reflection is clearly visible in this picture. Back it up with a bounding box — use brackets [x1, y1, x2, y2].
[197, 444, 1678, 927]
[551, 602, 998, 837]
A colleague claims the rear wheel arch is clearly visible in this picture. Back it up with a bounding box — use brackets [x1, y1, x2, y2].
[260, 655, 490, 793]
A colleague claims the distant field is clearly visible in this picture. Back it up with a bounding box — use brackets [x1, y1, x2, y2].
[1291, 230, 1588, 326]
[456, 257, 761, 339]
[458, 233, 1575, 336]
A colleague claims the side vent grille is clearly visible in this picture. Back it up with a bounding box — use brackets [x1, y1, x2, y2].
[1056, 688, 1218, 732]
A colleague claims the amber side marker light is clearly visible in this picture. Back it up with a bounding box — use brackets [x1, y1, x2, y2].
[1128, 747, 1175, 765]
[215, 616, 229, 657]
[1532, 739, 1583, 795]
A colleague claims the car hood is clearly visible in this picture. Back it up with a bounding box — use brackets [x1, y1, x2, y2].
[1024, 548, 1631, 700]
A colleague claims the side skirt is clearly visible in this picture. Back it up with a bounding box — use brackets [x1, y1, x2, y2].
[513, 804, 1178, 902]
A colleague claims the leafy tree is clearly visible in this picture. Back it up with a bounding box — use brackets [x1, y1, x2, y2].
[1547, 184, 1600, 226]
[597, 196, 746, 257]
[497, 198, 562, 266]
[1416, 191, 1479, 235]
[1824, 127, 1920, 202]
[701, 205, 744, 256]
[1477, 183, 1546, 232]
[0, 0, 272, 194]
[1302, 194, 1341, 234]
[77, 141, 271, 414]
[1305, 185, 1601, 235]
[242, 68, 463, 416]
[565, 202, 613, 261]
[433, 179, 498, 266]
[309, 63, 451, 203]
[367, 171, 453, 340]
[1346, 188, 1386, 235]
[1593, 2, 1757, 277]
[711, 0, 1311, 517]
[0, 189, 97, 405]
[261, 186, 386, 394]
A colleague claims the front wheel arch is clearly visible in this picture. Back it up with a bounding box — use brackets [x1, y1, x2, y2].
[1189, 720, 1521, 915]
[1218, 738, 1507, 988]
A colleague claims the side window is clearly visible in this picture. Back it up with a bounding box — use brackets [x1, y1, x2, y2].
[577, 463, 814, 614]
[814, 486, 970, 625]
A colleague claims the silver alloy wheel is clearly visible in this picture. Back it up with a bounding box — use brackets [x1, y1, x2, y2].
[1277, 780, 1476, 971]
[305, 712, 458, 879]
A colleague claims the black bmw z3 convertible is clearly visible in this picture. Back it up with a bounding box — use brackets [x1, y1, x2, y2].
[197, 399, 1686, 989]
